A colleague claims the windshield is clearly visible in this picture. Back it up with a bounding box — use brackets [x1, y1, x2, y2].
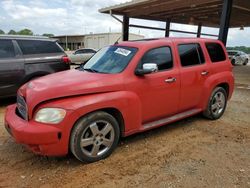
[82, 46, 137, 74]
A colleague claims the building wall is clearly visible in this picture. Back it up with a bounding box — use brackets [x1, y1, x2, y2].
[84, 33, 144, 49]
[54, 33, 144, 50]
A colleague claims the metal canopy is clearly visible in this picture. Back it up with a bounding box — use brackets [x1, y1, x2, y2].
[100, 0, 250, 28]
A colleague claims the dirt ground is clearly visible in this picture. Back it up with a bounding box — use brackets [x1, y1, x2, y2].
[0, 65, 249, 188]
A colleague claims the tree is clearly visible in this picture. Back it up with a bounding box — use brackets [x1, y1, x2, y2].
[17, 29, 33, 35]
[8, 30, 17, 35]
[42, 33, 55, 38]
[0, 29, 5, 34]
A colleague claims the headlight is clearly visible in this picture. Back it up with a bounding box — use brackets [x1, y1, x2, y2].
[35, 108, 66, 124]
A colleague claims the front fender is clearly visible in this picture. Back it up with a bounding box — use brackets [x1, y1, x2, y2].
[39, 91, 142, 136]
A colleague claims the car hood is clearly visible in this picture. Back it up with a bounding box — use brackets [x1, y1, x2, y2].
[19, 69, 124, 115]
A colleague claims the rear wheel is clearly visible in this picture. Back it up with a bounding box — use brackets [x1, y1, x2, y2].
[231, 59, 236, 65]
[203, 87, 227, 120]
[243, 59, 248, 66]
[70, 111, 120, 163]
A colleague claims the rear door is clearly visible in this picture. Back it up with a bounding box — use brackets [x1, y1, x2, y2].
[16, 39, 68, 76]
[177, 43, 210, 111]
[0, 39, 25, 97]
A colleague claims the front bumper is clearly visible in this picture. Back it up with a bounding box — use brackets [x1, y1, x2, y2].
[4, 104, 69, 156]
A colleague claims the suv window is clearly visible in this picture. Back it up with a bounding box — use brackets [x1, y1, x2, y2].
[76, 49, 96, 54]
[17, 40, 62, 55]
[205, 43, 226, 62]
[75, 50, 84, 54]
[178, 43, 205, 67]
[86, 49, 96, 53]
[140, 47, 173, 71]
[0, 39, 15, 58]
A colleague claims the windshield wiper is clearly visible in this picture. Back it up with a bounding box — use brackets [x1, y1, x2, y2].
[82, 68, 99, 73]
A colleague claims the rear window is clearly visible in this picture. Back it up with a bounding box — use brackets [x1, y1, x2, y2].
[0, 39, 15, 58]
[206, 43, 226, 62]
[17, 40, 63, 55]
[178, 43, 205, 67]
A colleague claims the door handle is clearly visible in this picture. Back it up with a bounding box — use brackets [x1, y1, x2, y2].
[165, 77, 176, 83]
[201, 71, 209, 76]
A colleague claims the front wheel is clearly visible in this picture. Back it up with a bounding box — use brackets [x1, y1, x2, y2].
[203, 87, 227, 120]
[70, 111, 120, 163]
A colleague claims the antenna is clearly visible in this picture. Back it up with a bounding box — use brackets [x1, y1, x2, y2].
[114, 35, 122, 45]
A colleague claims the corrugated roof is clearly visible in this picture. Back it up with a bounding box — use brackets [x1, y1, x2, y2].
[100, 0, 250, 27]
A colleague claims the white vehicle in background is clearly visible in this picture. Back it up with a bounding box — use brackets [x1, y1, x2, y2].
[227, 50, 249, 66]
[69, 48, 97, 65]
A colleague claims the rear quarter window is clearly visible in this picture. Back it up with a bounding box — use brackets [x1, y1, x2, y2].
[17, 40, 63, 55]
[205, 43, 226, 63]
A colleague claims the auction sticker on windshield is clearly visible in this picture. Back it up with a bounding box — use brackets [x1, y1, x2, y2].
[114, 48, 131, 56]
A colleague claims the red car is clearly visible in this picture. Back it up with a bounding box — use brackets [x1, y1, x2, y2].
[5, 38, 234, 162]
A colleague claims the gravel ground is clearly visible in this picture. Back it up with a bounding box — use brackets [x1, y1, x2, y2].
[0, 65, 249, 188]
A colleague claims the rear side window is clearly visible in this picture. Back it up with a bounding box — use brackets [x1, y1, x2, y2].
[178, 43, 205, 67]
[205, 43, 226, 62]
[140, 47, 173, 71]
[17, 40, 62, 55]
[0, 39, 15, 58]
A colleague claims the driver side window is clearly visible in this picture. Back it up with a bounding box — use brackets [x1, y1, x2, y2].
[140, 46, 173, 71]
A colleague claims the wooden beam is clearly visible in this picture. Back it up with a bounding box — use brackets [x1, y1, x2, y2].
[197, 23, 202, 37]
[122, 15, 129, 41]
[165, 19, 171, 37]
[219, 0, 233, 45]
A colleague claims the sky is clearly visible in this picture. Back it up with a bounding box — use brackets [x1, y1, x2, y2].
[0, 0, 249, 47]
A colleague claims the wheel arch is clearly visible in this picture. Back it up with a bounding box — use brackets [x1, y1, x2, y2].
[216, 82, 229, 98]
[70, 107, 125, 140]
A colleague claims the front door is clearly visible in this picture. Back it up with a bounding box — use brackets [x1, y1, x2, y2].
[132, 46, 180, 124]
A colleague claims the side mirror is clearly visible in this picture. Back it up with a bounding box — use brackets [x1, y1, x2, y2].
[135, 63, 158, 76]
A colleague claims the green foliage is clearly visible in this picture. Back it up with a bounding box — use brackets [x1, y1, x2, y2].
[8, 30, 17, 35]
[18, 28, 33, 35]
[227, 46, 250, 54]
[5, 28, 55, 37]
[42, 33, 55, 38]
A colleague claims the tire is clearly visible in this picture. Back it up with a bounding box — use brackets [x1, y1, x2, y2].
[70, 111, 120, 163]
[231, 59, 236, 66]
[243, 59, 248, 66]
[203, 87, 227, 120]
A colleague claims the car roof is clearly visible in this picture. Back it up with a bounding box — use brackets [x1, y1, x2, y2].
[0, 34, 57, 42]
[227, 50, 239, 52]
[117, 37, 223, 48]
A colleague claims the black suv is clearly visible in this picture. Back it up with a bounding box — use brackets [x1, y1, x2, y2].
[0, 35, 70, 98]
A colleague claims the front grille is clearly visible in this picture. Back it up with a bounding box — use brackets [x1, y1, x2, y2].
[17, 94, 28, 120]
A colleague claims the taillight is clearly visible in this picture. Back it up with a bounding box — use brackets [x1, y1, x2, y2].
[62, 56, 71, 64]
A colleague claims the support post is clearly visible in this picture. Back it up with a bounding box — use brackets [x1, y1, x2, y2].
[197, 23, 202, 38]
[165, 19, 171, 37]
[122, 15, 129, 41]
[218, 0, 233, 45]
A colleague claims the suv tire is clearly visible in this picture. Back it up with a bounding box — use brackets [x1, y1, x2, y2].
[231, 59, 236, 65]
[243, 59, 248, 66]
[70, 111, 120, 163]
[203, 87, 227, 120]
